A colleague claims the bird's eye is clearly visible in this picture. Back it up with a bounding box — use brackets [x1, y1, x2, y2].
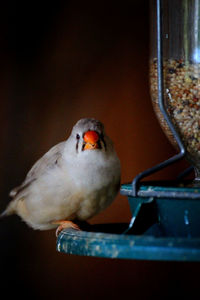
[76, 134, 80, 139]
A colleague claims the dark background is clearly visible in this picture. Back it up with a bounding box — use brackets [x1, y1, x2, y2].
[1, 1, 199, 299]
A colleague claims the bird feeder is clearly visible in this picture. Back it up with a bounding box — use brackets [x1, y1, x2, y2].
[57, 0, 200, 261]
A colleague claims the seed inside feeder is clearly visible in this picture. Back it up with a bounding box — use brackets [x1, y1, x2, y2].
[150, 58, 200, 171]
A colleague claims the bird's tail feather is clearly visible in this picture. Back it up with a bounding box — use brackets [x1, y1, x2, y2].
[0, 201, 16, 218]
[0, 210, 8, 218]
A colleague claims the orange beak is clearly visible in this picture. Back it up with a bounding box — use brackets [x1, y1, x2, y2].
[83, 130, 99, 150]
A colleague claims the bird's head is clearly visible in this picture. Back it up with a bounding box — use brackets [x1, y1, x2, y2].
[69, 118, 108, 154]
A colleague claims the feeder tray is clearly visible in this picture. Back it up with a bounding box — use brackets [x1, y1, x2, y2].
[57, 181, 200, 261]
[56, 228, 200, 261]
[56, 0, 200, 261]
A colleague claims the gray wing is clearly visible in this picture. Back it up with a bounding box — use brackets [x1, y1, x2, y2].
[9, 142, 65, 198]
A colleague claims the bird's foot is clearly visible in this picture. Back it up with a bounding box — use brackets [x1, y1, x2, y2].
[52, 220, 80, 237]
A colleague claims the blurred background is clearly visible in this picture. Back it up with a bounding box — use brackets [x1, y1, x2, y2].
[0, 0, 199, 299]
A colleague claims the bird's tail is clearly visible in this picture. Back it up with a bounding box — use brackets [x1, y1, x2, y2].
[0, 201, 16, 218]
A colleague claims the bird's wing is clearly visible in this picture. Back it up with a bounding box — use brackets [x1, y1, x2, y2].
[9, 142, 65, 198]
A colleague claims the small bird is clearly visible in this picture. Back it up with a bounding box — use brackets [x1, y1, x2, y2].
[2, 118, 121, 235]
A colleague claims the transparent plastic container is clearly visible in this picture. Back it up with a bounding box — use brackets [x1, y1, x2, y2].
[150, 0, 200, 182]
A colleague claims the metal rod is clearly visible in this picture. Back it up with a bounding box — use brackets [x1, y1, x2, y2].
[131, 0, 186, 197]
[123, 201, 142, 234]
[176, 166, 194, 181]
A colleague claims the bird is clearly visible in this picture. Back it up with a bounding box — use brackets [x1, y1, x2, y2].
[2, 118, 121, 235]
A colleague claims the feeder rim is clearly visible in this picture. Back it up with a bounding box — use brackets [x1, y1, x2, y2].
[120, 182, 200, 199]
[57, 227, 200, 262]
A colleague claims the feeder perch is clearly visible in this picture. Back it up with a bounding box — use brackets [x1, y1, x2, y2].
[57, 0, 200, 261]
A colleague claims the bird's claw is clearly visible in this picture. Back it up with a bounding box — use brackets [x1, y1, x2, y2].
[54, 220, 81, 237]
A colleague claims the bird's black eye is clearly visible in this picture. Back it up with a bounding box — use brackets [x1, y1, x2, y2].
[76, 134, 80, 139]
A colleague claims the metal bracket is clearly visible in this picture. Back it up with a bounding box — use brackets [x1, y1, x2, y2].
[123, 197, 154, 234]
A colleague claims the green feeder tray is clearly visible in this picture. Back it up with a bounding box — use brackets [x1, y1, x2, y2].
[56, 182, 200, 261]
